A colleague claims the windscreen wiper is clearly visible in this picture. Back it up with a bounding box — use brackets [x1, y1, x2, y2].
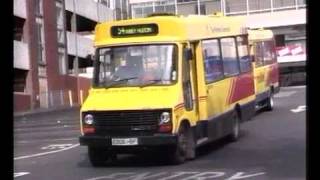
[140, 79, 167, 88]
[104, 77, 138, 88]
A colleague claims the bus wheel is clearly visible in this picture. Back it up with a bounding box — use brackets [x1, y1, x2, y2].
[169, 124, 188, 164]
[88, 146, 111, 167]
[264, 92, 274, 111]
[229, 112, 240, 142]
[186, 127, 196, 160]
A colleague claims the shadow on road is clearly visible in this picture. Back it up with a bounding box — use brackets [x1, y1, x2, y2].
[76, 132, 247, 168]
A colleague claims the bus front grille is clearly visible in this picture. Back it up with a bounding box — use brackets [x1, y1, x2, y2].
[84, 110, 168, 136]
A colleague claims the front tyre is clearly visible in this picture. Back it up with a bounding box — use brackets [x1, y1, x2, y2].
[169, 125, 188, 165]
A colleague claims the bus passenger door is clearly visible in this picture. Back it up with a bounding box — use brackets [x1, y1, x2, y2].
[181, 43, 199, 125]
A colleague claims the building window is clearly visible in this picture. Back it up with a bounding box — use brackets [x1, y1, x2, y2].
[58, 48, 67, 75]
[14, 69, 28, 92]
[36, 22, 45, 64]
[195, 4, 206, 15]
[298, 0, 306, 5]
[248, 0, 271, 11]
[202, 39, 223, 83]
[273, 0, 295, 8]
[14, 16, 25, 41]
[35, 0, 43, 16]
[225, 0, 247, 13]
[237, 36, 251, 73]
[178, 0, 196, 3]
[221, 38, 239, 76]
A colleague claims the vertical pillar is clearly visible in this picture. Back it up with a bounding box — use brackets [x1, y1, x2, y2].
[72, 0, 80, 105]
[197, 0, 200, 15]
[175, 0, 178, 15]
[246, 0, 249, 15]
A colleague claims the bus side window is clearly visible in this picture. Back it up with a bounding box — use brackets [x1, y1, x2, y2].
[221, 37, 240, 76]
[263, 41, 274, 65]
[236, 36, 251, 73]
[255, 42, 264, 67]
[202, 39, 223, 83]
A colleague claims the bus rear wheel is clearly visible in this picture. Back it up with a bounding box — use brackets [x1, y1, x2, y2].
[264, 91, 274, 111]
[228, 111, 240, 142]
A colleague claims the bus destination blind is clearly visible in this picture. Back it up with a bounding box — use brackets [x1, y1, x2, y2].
[111, 24, 158, 37]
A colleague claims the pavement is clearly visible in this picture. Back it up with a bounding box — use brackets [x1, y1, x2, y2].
[14, 105, 80, 119]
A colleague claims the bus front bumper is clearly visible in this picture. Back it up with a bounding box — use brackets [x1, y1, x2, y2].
[79, 134, 178, 147]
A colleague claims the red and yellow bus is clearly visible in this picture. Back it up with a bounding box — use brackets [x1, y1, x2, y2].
[248, 29, 280, 111]
[79, 13, 256, 166]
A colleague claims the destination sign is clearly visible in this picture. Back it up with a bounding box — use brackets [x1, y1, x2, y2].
[111, 24, 158, 37]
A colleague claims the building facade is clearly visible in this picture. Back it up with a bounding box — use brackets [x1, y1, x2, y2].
[14, 0, 128, 112]
[130, 0, 306, 86]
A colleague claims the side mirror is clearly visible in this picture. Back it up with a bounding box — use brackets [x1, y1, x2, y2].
[184, 48, 193, 61]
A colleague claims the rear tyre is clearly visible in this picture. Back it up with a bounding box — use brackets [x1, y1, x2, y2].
[264, 92, 274, 111]
[88, 147, 111, 167]
[228, 112, 240, 142]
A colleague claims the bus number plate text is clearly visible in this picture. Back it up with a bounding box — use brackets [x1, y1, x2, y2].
[112, 138, 138, 146]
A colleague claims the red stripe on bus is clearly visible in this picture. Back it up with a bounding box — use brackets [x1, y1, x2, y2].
[174, 103, 184, 110]
[229, 72, 255, 104]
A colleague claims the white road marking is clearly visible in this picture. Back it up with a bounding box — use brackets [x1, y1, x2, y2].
[41, 144, 73, 150]
[85, 171, 266, 180]
[14, 143, 79, 160]
[281, 85, 306, 90]
[14, 172, 30, 178]
[274, 91, 296, 98]
[157, 172, 197, 180]
[225, 172, 266, 180]
[183, 172, 225, 179]
[86, 173, 136, 180]
[291, 105, 306, 113]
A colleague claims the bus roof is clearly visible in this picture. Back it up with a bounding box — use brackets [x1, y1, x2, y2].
[94, 15, 248, 47]
[248, 29, 274, 44]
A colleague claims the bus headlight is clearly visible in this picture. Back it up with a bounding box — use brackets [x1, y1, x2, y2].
[84, 114, 94, 125]
[160, 112, 171, 124]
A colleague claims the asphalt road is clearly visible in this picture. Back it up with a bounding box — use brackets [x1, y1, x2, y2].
[13, 86, 306, 180]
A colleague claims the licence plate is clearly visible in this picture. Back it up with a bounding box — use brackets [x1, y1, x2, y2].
[111, 138, 138, 146]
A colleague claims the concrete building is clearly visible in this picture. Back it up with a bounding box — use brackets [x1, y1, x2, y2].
[14, 0, 129, 112]
[130, 0, 306, 86]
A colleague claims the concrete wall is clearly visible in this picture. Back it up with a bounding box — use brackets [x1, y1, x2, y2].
[67, 32, 94, 58]
[14, 41, 30, 70]
[177, 3, 196, 15]
[65, 0, 114, 22]
[243, 9, 306, 28]
[14, 0, 26, 18]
